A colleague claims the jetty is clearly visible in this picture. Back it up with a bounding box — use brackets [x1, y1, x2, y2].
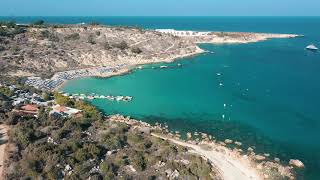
[61, 93, 133, 102]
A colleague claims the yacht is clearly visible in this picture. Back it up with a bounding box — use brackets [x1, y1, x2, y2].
[306, 44, 318, 51]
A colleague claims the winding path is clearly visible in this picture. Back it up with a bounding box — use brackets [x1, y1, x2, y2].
[0, 125, 8, 180]
[152, 133, 262, 180]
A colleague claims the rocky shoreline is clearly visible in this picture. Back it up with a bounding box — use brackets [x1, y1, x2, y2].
[107, 114, 304, 180]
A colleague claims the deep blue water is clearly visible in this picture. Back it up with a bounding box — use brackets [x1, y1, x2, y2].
[2, 16, 320, 179]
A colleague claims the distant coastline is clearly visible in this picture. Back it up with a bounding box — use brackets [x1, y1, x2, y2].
[20, 26, 300, 91]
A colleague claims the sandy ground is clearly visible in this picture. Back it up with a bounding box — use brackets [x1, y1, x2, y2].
[152, 133, 262, 180]
[0, 125, 8, 180]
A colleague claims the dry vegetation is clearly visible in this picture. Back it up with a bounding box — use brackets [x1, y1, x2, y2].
[0, 22, 198, 77]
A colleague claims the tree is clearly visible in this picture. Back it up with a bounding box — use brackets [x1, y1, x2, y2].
[42, 92, 51, 101]
[54, 93, 75, 107]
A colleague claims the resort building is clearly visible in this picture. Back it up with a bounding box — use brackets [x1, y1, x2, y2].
[14, 104, 39, 117]
[50, 104, 82, 117]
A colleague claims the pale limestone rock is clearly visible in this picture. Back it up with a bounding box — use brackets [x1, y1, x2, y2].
[255, 155, 266, 161]
[289, 159, 305, 168]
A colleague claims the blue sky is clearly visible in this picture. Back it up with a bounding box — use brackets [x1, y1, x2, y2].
[1, 0, 319, 16]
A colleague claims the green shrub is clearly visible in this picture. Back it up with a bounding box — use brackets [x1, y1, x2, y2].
[0, 86, 13, 97]
[87, 34, 96, 44]
[130, 152, 146, 171]
[74, 148, 88, 162]
[65, 33, 80, 41]
[131, 47, 142, 54]
[113, 41, 128, 50]
[84, 143, 102, 159]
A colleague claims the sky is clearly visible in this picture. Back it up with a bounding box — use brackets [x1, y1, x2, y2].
[0, 0, 319, 16]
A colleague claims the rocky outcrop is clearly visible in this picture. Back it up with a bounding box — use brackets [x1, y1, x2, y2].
[289, 159, 305, 168]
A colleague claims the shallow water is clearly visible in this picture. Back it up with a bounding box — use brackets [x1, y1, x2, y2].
[3, 16, 319, 179]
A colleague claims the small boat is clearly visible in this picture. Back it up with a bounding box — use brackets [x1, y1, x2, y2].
[306, 44, 318, 51]
[160, 65, 168, 69]
[116, 96, 124, 101]
[106, 95, 115, 100]
[87, 96, 94, 100]
[137, 66, 143, 69]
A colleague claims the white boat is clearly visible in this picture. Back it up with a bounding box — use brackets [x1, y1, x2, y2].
[106, 95, 115, 100]
[87, 96, 94, 100]
[160, 65, 168, 69]
[116, 96, 124, 101]
[306, 44, 318, 51]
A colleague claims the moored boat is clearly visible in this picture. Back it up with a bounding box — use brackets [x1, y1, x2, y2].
[160, 65, 168, 69]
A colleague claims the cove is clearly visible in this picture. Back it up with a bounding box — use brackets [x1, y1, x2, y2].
[62, 41, 320, 179]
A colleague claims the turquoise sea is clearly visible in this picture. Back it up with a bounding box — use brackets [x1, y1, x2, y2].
[2, 17, 320, 179]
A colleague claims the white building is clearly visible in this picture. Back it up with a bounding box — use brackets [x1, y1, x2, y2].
[50, 104, 82, 117]
[155, 29, 211, 37]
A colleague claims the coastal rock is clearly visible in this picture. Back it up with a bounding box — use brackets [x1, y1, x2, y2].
[247, 147, 254, 152]
[255, 155, 266, 161]
[165, 169, 179, 178]
[289, 159, 305, 168]
[274, 158, 280, 162]
[256, 164, 263, 170]
[180, 159, 190, 165]
[234, 141, 242, 146]
[201, 132, 208, 138]
[264, 153, 270, 157]
[224, 139, 233, 144]
[187, 132, 192, 139]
